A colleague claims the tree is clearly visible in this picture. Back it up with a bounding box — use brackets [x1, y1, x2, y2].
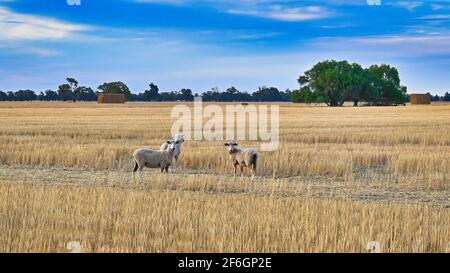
[159, 91, 178, 101]
[431, 95, 441, 102]
[178, 88, 194, 101]
[57, 78, 81, 101]
[0, 91, 7, 101]
[97, 81, 131, 99]
[291, 87, 316, 103]
[66, 78, 79, 102]
[359, 69, 379, 105]
[200, 86, 290, 102]
[368, 64, 406, 104]
[291, 89, 301, 103]
[58, 84, 72, 101]
[37, 91, 45, 101]
[281, 89, 292, 101]
[74, 86, 96, 101]
[7, 91, 15, 101]
[297, 60, 352, 106]
[345, 63, 367, 106]
[142, 83, 160, 101]
[201, 87, 221, 102]
[296, 60, 407, 106]
[444, 92, 450, 102]
[226, 86, 238, 95]
[43, 90, 59, 101]
[253, 86, 282, 102]
[66, 78, 78, 91]
[223, 86, 239, 102]
[14, 89, 37, 101]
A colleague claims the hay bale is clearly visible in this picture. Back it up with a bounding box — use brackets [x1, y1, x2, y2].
[98, 93, 126, 104]
[410, 93, 431, 105]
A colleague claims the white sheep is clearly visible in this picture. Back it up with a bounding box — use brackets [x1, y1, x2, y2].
[160, 134, 185, 172]
[224, 141, 258, 182]
[133, 141, 175, 173]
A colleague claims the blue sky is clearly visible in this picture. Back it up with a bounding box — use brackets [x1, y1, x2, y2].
[0, 0, 449, 94]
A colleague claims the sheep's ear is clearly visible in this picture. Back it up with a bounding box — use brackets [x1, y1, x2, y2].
[224, 143, 229, 146]
[167, 140, 172, 144]
[233, 143, 238, 146]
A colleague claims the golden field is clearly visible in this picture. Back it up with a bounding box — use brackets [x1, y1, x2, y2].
[0, 102, 448, 252]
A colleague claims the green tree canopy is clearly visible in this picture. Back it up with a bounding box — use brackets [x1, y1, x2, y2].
[73, 86, 97, 101]
[97, 81, 131, 99]
[58, 84, 72, 101]
[368, 64, 407, 104]
[143, 83, 159, 101]
[296, 60, 407, 106]
[179, 88, 194, 101]
[0, 91, 7, 101]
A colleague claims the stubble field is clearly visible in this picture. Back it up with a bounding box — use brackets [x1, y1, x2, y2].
[0, 102, 448, 252]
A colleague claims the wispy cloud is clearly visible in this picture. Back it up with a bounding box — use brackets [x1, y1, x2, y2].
[0, 6, 90, 41]
[313, 33, 450, 57]
[418, 14, 450, 20]
[389, 1, 423, 11]
[29, 47, 62, 57]
[430, 3, 450, 11]
[133, 0, 335, 21]
[227, 5, 334, 22]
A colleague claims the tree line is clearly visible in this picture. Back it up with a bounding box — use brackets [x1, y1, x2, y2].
[431, 93, 450, 102]
[0, 78, 291, 102]
[1, 60, 449, 104]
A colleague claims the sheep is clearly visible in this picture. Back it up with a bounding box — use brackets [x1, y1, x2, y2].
[224, 141, 258, 182]
[132, 141, 175, 173]
[160, 134, 185, 172]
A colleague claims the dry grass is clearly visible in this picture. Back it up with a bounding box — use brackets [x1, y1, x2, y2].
[0, 180, 448, 253]
[0, 180, 450, 252]
[0, 102, 448, 252]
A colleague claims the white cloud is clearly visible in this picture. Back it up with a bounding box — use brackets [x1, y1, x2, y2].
[26, 47, 62, 57]
[0, 6, 90, 41]
[431, 3, 450, 11]
[418, 14, 450, 20]
[133, 0, 335, 21]
[312, 33, 450, 57]
[389, 1, 423, 11]
[227, 5, 334, 22]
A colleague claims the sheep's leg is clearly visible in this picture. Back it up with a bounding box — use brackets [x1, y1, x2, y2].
[169, 158, 177, 173]
[233, 164, 237, 177]
[134, 162, 144, 183]
[138, 162, 145, 172]
[165, 166, 169, 173]
[250, 163, 256, 182]
[132, 161, 139, 173]
[240, 165, 244, 177]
